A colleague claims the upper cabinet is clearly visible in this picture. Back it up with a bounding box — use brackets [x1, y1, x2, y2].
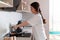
[0, 0, 13, 7]
[0, 0, 34, 12]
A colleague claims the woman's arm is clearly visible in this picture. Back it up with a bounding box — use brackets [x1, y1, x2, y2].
[14, 21, 29, 29]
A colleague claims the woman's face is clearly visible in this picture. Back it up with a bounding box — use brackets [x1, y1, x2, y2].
[31, 6, 37, 14]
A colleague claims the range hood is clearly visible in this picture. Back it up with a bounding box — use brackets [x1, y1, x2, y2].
[0, 0, 13, 7]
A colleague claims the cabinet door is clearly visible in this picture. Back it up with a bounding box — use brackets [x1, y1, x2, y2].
[16, 37, 31, 40]
[0, 0, 13, 7]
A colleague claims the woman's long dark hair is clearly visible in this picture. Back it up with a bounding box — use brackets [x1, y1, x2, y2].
[31, 2, 46, 24]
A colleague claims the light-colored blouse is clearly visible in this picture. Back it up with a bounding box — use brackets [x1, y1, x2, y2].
[27, 13, 47, 40]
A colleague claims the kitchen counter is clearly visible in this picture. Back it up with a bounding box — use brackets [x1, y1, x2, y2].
[4, 26, 32, 40]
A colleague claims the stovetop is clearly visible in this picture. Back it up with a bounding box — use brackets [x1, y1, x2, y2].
[6, 32, 31, 37]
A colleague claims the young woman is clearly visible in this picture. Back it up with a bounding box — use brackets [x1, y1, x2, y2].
[14, 2, 47, 40]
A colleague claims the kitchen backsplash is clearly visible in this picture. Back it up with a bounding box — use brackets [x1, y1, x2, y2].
[0, 11, 22, 37]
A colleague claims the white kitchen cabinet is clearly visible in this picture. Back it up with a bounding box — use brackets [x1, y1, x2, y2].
[0, 0, 13, 7]
[16, 37, 31, 40]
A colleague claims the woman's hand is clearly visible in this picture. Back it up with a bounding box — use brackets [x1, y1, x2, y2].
[13, 21, 29, 30]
